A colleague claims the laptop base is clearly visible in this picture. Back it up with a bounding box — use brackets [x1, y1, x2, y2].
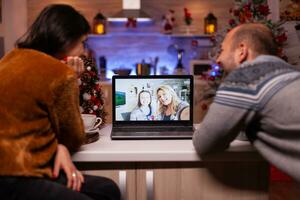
[111, 126, 194, 140]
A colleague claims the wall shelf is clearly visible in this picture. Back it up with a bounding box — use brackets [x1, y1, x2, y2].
[88, 32, 212, 39]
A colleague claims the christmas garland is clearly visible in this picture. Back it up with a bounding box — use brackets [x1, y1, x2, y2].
[227, 0, 287, 59]
[199, 0, 288, 112]
[79, 55, 107, 126]
[207, 0, 288, 84]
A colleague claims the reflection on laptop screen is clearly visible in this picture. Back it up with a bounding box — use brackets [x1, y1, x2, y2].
[114, 77, 192, 122]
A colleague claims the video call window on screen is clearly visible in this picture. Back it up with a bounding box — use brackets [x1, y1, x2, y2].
[114, 78, 191, 121]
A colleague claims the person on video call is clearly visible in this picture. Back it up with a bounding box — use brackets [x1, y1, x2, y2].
[155, 85, 189, 120]
[193, 23, 300, 182]
[130, 90, 154, 120]
[0, 4, 120, 200]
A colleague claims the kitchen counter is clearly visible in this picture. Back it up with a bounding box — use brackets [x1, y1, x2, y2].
[72, 125, 268, 200]
[72, 124, 263, 162]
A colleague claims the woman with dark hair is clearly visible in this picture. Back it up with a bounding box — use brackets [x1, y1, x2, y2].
[0, 4, 120, 200]
[130, 90, 154, 120]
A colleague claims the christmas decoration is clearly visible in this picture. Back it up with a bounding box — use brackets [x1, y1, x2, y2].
[198, 62, 224, 92]
[184, 8, 192, 25]
[184, 8, 193, 34]
[126, 17, 137, 28]
[162, 9, 176, 34]
[79, 55, 107, 127]
[200, 0, 288, 111]
[206, 0, 288, 86]
[227, 0, 287, 59]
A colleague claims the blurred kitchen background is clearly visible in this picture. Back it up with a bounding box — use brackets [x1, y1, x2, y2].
[0, 0, 237, 78]
[3, 0, 298, 79]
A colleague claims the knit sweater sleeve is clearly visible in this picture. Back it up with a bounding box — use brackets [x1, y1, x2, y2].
[52, 74, 85, 152]
[193, 59, 300, 156]
[193, 69, 258, 156]
[192, 98, 254, 156]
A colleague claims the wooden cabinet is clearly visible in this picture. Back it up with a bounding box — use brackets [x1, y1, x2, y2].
[77, 161, 269, 200]
[137, 162, 268, 200]
[73, 125, 269, 200]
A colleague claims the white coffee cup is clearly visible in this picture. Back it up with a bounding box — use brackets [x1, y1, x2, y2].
[81, 114, 102, 131]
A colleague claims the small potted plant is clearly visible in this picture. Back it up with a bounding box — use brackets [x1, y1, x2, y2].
[184, 8, 193, 34]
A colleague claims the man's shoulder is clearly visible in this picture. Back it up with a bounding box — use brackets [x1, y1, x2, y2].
[224, 61, 296, 86]
[215, 60, 300, 110]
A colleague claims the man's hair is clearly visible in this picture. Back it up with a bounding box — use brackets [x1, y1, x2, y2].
[230, 23, 278, 56]
[16, 4, 90, 57]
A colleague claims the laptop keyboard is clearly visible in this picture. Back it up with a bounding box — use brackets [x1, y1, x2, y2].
[112, 126, 193, 132]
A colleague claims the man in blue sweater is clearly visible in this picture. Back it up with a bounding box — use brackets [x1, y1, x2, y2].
[193, 23, 300, 182]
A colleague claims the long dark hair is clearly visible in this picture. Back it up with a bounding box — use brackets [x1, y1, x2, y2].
[16, 4, 90, 57]
[138, 90, 152, 117]
[138, 90, 152, 108]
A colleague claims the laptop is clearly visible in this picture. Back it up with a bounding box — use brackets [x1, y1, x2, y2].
[111, 75, 194, 139]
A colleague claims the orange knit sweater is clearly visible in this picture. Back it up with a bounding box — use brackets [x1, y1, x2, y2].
[0, 48, 85, 178]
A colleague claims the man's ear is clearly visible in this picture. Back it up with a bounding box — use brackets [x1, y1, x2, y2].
[237, 43, 248, 64]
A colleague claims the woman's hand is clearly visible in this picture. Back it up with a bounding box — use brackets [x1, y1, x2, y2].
[53, 144, 85, 191]
[62, 56, 84, 76]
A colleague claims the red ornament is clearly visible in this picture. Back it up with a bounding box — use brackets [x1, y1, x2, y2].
[276, 33, 287, 44]
[209, 76, 215, 81]
[245, 11, 253, 19]
[258, 4, 270, 16]
[233, 10, 240, 17]
[243, 3, 251, 11]
[229, 19, 236, 26]
[90, 95, 96, 102]
[191, 40, 198, 47]
[126, 17, 137, 28]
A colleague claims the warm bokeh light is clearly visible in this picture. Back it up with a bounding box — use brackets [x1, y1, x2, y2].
[206, 24, 215, 34]
[204, 12, 217, 34]
[95, 24, 104, 34]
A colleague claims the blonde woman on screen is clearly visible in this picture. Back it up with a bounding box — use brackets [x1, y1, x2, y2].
[156, 85, 189, 120]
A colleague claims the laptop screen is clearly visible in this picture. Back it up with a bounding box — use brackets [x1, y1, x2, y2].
[112, 75, 193, 125]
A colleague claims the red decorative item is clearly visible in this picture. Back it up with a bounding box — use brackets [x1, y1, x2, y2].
[191, 40, 198, 47]
[126, 17, 137, 28]
[79, 55, 107, 126]
[162, 9, 175, 34]
[258, 4, 270, 16]
[184, 8, 192, 25]
[222, 0, 287, 60]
